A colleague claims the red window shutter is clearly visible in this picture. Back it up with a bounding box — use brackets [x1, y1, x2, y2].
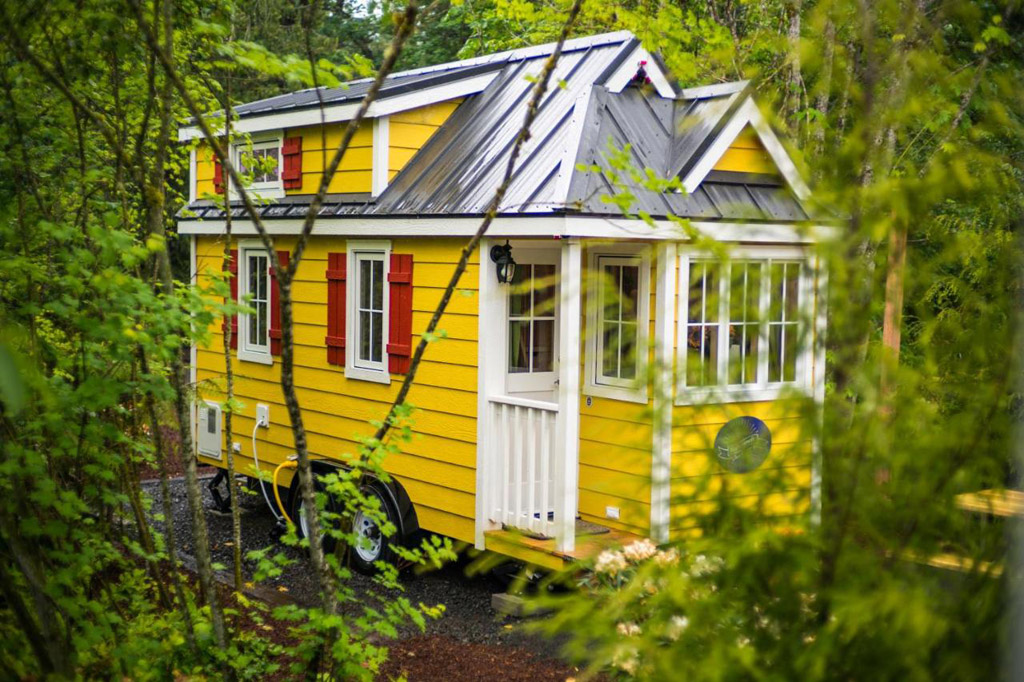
[387, 254, 414, 374]
[282, 136, 303, 190]
[222, 249, 238, 350]
[269, 250, 289, 356]
[325, 253, 346, 366]
[213, 156, 225, 194]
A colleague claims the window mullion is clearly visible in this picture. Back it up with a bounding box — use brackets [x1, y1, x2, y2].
[716, 262, 729, 387]
[757, 261, 770, 386]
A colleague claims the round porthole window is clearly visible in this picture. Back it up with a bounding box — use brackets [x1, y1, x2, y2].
[713, 417, 772, 473]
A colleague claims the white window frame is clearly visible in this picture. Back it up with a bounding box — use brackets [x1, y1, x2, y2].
[345, 240, 391, 385]
[584, 245, 651, 404]
[231, 131, 284, 199]
[237, 241, 273, 365]
[675, 246, 813, 405]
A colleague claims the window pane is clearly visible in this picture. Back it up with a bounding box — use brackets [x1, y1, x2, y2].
[620, 321, 637, 379]
[686, 326, 718, 386]
[359, 310, 371, 361]
[508, 320, 530, 372]
[602, 321, 619, 377]
[532, 319, 554, 372]
[265, 148, 279, 181]
[207, 407, 217, 434]
[256, 301, 267, 345]
[533, 264, 556, 317]
[620, 264, 639, 322]
[371, 311, 383, 363]
[360, 259, 371, 309]
[602, 264, 620, 322]
[372, 259, 384, 310]
[688, 263, 705, 324]
[785, 264, 801, 321]
[783, 322, 798, 382]
[770, 263, 785, 322]
[509, 265, 530, 317]
[769, 325, 782, 383]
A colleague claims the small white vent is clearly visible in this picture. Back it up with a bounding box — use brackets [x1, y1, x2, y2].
[197, 401, 222, 459]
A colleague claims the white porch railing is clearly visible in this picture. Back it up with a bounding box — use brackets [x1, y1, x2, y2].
[487, 395, 557, 538]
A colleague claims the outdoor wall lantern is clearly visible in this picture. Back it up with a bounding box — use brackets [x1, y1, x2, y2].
[490, 240, 517, 284]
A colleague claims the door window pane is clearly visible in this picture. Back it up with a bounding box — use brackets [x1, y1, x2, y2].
[507, 263, 557, 375]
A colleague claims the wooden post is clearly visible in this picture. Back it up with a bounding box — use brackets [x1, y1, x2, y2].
[555, 239, 582, 553]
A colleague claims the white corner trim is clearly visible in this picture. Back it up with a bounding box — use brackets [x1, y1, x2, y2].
[372, 116, 390, 198]
[190, 234, 198, 453]
[344, 239, 392, 385]
[604, 45, 675, 98]
[554, 239, 583, 554]
[681, 97, 811, 202]
[474, 237, 499, 550]
[651, 241, 675, 543]
[810, 255, 828, 526]
[583, 244, 651, 405]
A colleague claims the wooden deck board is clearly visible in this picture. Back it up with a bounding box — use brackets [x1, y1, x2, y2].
[484, 523, 643, 569]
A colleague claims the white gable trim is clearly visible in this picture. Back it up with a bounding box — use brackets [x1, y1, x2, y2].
[603, 45, 675, 98]
[681, 96, 811, 202]
[678, 80, 749, 99]
[177, 71, 497, 142]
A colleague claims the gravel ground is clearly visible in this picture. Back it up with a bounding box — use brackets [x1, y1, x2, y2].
[141, 475, 572, 661]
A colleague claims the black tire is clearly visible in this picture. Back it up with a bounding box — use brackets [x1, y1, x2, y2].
[290, 477, 337, 555]
[348, 485, 401, 575]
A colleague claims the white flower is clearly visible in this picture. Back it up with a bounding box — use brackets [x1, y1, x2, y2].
[667, 615, 689, 640]
[612, 648, 639, 675]
[690, 553, 725, 577]
[594, 549, 628, 575]
[622, 538, 658, 563]
[653, 548, 680, 567]
[616, 621, 642, 637]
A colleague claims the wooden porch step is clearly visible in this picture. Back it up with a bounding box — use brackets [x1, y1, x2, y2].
[484, 522, 643, 571]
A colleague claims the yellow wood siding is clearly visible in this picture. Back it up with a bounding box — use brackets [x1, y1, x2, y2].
[388, 100, 462, 182]
[669, 399, 814, 537]
[576, 245, 658, 536]
[191, 100, 462, 199]
[712, 126, 776, 174]
[194, 236, 480, 543]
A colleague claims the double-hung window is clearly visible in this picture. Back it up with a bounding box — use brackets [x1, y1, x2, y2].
[238, 246, 272, 365]
[679, 250, 810, 403]
[585, 248, 650, 403]
[345, 241, 390, 384]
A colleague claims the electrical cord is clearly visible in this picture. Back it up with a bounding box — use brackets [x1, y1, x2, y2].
[251, 421, 283, 523]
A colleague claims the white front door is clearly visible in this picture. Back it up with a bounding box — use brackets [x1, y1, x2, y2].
[505, 248, 559, 402]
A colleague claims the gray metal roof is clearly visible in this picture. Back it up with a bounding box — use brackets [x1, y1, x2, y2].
[183, 31, 814, 224]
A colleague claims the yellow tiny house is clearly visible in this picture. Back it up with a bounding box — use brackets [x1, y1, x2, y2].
[180, 32, 829, 570]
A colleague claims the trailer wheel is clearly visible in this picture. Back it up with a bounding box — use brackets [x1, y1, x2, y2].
[349, 485, 400, 575]
[291, 479, 337, 555]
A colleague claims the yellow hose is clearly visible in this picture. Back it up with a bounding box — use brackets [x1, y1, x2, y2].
[273, 460, 298, 526]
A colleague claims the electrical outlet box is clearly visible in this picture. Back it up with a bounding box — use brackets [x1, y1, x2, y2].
[232, 442, 241, 453]
[605, 506, 620, 520]
[256, 404, 270, 428]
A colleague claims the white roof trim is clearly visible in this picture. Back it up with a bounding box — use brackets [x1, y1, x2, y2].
[177, 71, 498, 141]
[603, 45, 675, 98]
[679, 80, 749, 99]
[178, 214, 834, 243]
[681, 96, 811, 201]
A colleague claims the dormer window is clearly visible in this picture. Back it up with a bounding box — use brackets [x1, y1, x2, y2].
[232, 133, 284, 198]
